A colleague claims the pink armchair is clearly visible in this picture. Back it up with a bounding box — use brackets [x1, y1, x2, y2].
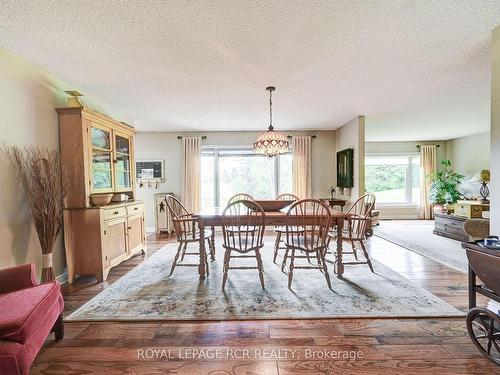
[0, 264, 64, 375]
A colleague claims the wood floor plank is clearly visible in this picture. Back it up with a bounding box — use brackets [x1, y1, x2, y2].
[31, 233, 498, 374]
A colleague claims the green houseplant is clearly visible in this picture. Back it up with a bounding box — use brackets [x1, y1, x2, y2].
[428, 159, 464, 213]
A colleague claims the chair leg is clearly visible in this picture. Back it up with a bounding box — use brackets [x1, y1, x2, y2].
[350, 239, 359, 260]
[273, 232, 281, 263]
[222, 249, 231, 290]
[52, 313, 64, 340]
[256, 249, 265, 289]
[180, 242, 188, 261]
[203, 242, 210, 277]
[210, 226, 216, 260]
[169, 242, 184, 276]
[320, 250, 332, 290]
[288, 249, 295, 289]
[360, 241, 375, 273]
[315, 250, 323, 272]
[282, 246, 290, 272]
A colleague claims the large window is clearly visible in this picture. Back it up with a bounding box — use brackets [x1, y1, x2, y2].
[365, 154, 420, 205]
[201, 148, 292, 209]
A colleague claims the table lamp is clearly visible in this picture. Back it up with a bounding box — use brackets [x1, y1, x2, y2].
[470, 169, 490, 204]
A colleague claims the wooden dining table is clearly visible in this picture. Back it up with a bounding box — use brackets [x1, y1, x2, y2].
[193, 207, 349, 280]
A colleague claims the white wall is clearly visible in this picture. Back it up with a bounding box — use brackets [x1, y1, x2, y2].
[365, 140, 447, 219]
[335, 116, 365, 203]
[366, 141, 448, 168]
[0, 47, 119, 278]
[492, 27, 500, 232]
[446, 132, 490, 176]
[135, 130, 336, 230]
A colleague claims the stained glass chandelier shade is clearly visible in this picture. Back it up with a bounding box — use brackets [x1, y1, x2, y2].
[253, 86, 289, 157]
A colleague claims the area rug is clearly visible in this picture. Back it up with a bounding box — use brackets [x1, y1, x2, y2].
[374, 220, 468, 273]
[67, 239, 462, 321]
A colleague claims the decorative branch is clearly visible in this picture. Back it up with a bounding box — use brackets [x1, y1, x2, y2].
[5, 145, 67, 282]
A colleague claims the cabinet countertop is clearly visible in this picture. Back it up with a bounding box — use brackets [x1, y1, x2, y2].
[64, 200, 144, 211]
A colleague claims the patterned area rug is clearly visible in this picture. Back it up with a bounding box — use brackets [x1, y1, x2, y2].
[374, 220, 468, 273]
[67, 239, 462, 321]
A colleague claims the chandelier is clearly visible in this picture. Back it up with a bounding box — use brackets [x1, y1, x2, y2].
[253, 86, 289, 157]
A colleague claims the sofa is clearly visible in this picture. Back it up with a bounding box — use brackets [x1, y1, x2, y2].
[0, 264, 64, 375]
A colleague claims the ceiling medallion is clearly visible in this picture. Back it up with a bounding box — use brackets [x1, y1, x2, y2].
[253, 86, 289, 157]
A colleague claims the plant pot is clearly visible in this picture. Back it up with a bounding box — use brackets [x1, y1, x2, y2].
[433, 204, 446, 214]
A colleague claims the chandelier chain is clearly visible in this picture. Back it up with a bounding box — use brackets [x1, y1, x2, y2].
[269, 88, 273, 130]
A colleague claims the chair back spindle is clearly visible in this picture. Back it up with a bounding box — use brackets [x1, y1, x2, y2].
[222, 200, 265, 252]
[165, 195, 196, 241]
[345, 193, 376, 239]
[285, 199, 331, 252]
[227, 193, 254, 206]
[276, 193, 300, 201]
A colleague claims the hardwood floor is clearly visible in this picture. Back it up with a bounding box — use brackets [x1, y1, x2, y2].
[32, 231, 499, 374]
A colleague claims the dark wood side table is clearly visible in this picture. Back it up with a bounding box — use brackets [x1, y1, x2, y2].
[320, 198, 347, 212]
[463, 242, 500, 309]
[462, 241, 500, 365]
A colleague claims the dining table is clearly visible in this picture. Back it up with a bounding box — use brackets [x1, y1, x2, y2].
[193, 207, 349, 280]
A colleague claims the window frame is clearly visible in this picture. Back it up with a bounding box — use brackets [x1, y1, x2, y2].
[365, 152, 420, 206]
[201, 146, 292, 207]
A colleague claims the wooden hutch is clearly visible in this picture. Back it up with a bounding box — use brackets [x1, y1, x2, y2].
[57, 107, 146, 283]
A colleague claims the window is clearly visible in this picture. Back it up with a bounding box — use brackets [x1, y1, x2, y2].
[201, 148, 292, 209]
[365, 154, 420, 205]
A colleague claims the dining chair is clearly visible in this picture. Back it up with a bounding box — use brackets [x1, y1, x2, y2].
[221, 200, 266, 290]
[283, 199, 332, 289]
[273, 193, 300, 263]
[227, 193, 254, 206]
[328, 193, 376, 273]
[165, 195, 213, 276]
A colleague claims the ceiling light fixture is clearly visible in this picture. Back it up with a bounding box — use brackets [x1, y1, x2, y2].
[253, 86, 289, 157]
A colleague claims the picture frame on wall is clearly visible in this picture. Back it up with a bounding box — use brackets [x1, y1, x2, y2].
[337, 148, 354, 188]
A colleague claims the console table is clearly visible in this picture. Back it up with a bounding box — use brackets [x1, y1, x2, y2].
[320, 198, 347, 211]
[433, 213, 468, 242]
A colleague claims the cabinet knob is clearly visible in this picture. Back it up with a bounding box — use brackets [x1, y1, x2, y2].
[113, 211, 119, 214]
[127, 226, 132, 230]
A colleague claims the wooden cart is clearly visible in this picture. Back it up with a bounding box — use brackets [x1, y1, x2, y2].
[463, 242, 500, 365]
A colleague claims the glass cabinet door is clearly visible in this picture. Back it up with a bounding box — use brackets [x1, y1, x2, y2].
[91, 126, 113, 191]
[114, 133, 132, 190]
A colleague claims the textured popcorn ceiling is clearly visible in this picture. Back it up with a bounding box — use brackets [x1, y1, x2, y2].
[1, 1, 499, 141]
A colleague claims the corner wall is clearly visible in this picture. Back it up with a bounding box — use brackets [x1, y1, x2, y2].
[446, 132, 490, 176]
[335, 116, 365, 203]
[491, 27, 500, 232]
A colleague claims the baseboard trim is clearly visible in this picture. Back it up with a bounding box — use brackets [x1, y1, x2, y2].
[56, 271, 68, 285]
[379, 215, 419, 220]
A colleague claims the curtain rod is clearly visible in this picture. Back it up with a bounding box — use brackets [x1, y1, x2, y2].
[177, 136, 207, 140]
[287, 135, 317, 139]
[416, 144, 440, 149]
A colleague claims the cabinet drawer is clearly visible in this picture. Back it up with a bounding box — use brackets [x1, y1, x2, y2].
[103, 207, 127, 220]
[127, 203, 144, 215]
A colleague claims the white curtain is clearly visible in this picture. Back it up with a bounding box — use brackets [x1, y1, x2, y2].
[181, 137, 201, 213]
[419, 145, 437, 219]
[292, 136, 312, 198]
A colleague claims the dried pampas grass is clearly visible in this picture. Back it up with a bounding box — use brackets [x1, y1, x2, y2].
[6, 145, 66, 282]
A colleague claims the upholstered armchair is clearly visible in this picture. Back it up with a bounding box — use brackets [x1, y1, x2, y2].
[0, 264, 64, 375]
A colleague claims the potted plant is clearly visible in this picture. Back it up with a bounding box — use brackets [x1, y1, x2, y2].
[428, 159, 464, 214]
